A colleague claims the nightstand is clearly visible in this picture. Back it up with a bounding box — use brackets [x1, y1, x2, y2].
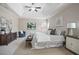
[66, 35, 79, 54]
[26, 35, 33, 48]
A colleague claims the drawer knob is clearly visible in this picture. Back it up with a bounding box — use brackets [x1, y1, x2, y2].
[71, 43, 72, 45]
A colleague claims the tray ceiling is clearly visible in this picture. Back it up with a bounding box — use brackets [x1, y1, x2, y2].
[1, 3, 69, 19]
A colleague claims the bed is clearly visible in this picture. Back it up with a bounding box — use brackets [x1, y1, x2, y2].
[31, 32, 65, 49]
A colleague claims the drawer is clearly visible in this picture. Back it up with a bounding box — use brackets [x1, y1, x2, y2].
[0, 39, 2, 45]
[66, 37, 72, 49]
[71, 39, 79, 54]
[66, 37, 79, 54]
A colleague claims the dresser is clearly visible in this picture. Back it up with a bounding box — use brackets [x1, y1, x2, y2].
[66, 35, 79, 54]
[0, 32, 17, 45]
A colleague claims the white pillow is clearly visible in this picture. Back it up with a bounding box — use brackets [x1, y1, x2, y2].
[56, 30, 61, 35]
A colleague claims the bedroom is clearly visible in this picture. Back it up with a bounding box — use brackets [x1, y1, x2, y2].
[0, 3, 79, 55]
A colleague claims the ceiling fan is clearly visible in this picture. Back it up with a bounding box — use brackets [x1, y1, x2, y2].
[24, 3, 41, 12]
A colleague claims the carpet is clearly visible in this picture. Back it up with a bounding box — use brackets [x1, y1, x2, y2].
[13, 40, 73, 55]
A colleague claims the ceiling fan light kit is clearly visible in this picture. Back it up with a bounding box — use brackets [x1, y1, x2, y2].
[24, 3, 41, 12]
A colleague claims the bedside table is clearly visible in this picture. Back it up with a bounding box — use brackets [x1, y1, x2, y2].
[66, 35, 79, 54]
[26, 35, 33, 48]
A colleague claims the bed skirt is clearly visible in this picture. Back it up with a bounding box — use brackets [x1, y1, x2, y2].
[32, 41, 64, 49]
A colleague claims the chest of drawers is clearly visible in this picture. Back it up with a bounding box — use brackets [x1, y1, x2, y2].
[0, 32, 17, 45]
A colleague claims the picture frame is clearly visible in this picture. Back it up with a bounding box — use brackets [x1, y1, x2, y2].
[56, 16, 64, 27]
[27, 22, 36, 30]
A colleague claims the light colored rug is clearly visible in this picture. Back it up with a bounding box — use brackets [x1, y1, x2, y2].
[13, 40, 73, 55]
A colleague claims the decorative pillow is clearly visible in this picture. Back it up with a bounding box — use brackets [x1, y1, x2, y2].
[60, 31, 66, 35]
[56, 30, 61, 35]
[50, 29, 56, 35]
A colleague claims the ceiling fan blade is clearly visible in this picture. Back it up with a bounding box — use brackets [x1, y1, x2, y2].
[35, 7, 41, 9]
[25, 6, 31, 8]
[35, 9, 37, 12]
[29, 9, 32, 11]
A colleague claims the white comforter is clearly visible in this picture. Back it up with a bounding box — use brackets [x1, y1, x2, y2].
[50, 35, 64, 42]
[35, 32, 50, 42]
[32, 32, 65, 49]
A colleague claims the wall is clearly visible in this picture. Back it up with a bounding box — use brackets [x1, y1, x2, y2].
[49, 4, 79, 35]
[0, 5, 19, 32]
[0, 5, 19, 55]
[18, 18, 49, 33]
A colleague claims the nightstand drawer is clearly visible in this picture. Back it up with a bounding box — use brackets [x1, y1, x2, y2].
[66, 37, 79, 54]
[66, 37, 73, 50]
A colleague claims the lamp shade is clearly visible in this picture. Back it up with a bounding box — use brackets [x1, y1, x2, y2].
[67, 23, 76, 28]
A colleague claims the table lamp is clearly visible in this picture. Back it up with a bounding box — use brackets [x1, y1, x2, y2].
[67, 23, 76, 35]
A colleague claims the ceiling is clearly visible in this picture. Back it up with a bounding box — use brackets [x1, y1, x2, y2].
[1, 3, 70, 19]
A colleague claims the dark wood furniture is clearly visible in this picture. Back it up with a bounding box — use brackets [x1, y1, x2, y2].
[26, 35, 33, 48]
[0, 32, 17, 45]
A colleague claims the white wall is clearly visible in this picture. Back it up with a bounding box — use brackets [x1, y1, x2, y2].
[0, 5, 19, 55]
[49, 4, 79, 35]
[18, 18, 49, 33]
[0, 5, 19, 32]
